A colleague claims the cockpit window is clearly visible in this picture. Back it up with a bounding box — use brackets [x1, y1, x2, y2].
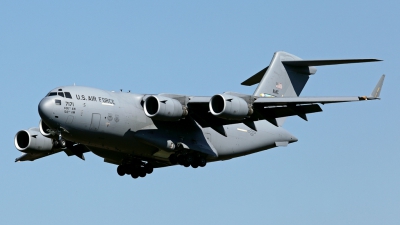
[46, 91, 73, 99]
[64, 92, 72, 99]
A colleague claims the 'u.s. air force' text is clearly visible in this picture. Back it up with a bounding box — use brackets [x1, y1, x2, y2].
[75, 95, 115, 105]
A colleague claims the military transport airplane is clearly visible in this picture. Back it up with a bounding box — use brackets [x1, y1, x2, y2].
[14, 51, 385, 179]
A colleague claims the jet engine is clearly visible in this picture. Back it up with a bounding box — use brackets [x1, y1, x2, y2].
[144, 95, 188, 121]
[39, 119, 53, 137]
[209, 94, 253, 120]
[15, 127, 54, 153]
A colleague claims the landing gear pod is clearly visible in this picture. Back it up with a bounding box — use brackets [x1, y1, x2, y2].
[14, 128, 54, 153]
[144, 95, 188, 121]
[209, 94, 253, 120]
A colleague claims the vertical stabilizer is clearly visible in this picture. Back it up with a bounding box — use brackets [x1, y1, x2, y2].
[252, 52, 315, 126]
[253, 51, 315, 98]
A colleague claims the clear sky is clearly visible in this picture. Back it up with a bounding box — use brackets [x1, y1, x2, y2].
[1, 1, 399, 224]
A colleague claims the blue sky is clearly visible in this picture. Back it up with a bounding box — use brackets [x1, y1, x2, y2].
[1, 1, 399, 224]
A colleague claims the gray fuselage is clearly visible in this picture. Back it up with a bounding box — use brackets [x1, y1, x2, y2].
[38, 85, 297, 165]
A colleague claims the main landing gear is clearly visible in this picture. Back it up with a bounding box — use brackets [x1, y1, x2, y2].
[168, 153, 207, 168]
[117, 161, 154, 179]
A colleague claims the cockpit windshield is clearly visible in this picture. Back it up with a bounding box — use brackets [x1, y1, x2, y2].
[46, 91, 72, 99]
[64, 92, 72, 99]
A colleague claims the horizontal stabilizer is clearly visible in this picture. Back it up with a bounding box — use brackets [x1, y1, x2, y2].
[282, 59, 381, 67]
[241, 66, 268, 86]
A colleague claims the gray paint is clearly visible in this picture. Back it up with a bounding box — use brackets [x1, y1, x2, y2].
[13, 51, 384, 179]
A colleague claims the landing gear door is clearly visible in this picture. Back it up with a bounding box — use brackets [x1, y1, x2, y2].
[90, 113, 101, 131]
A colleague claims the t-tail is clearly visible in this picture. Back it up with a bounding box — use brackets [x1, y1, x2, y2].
[241, 51, 381, 126]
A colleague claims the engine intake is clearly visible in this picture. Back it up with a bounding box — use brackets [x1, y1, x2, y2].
[210, 94, 252, 120]
[39, 119, 53, 137]
[144, 95, 188, 121]
[15, 128, 54, 153]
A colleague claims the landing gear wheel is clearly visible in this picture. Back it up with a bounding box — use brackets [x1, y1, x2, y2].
[131, 170, 139, 179]
[186, 154, 194, 164]
[59, 139, 66, 148]
[191, 162, 199, 168]
[199, 158, 207, 167]
[117, 165, 125, 176]
[183, 162, 190, 167]
[124, 165, 132, 175]
[144, 164, 153, 174]
[178, 155, 185, 165]
[169, 154, 178, 165]
[139, 167, 146, 177]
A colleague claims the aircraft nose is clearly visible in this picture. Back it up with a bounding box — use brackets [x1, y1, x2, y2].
[38, 98, 54, 120]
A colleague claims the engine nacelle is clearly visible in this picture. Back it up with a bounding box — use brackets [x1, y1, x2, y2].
[144, 95, 188, 121]
[39, 119, 53, 137]
[15, 127, 54, 153]
[209, 94, 252, 120]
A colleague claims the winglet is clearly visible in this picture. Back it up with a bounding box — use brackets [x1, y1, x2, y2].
[369, 75, 385, 99]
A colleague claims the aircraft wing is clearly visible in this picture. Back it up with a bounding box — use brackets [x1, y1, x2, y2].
[15, 142, 90, 162]
[188, 75, 384, 130]
[188, 96, 363, 129]
[254, 96, 370, 104]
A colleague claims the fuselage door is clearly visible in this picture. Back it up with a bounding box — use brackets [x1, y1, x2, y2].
[90, 113, 101, 131]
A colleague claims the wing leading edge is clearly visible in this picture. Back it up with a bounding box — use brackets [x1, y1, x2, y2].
[188, 75, 384, 130]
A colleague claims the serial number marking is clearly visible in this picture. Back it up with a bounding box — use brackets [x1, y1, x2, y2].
[64, 101, 76, 114]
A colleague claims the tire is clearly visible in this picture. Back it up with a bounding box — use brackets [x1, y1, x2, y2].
[124, 165, 132, 175]
[131, 170, 139, 179]
[117, 165, 125, 176]
[191, 162, 199, 168]
[177, 155, 185, 165]
[199, 158, 207, 167]
[169, 154, 178, 165]
[139, 167, 146, 177]
[186, 154, 193, 164]
[59, 139, 66, 148]
[145, 164, 153, 174]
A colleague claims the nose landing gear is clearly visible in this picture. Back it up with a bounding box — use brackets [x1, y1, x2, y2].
[53, 139, 66, 148]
